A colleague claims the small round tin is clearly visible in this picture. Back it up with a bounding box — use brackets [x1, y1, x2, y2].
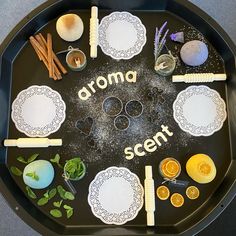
[66, 48, 87, 71]
[154, 54, 176, 76]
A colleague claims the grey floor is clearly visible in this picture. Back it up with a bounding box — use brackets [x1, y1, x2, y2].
[0, 0, 236, 235]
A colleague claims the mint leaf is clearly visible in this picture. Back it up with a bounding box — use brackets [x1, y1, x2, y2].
[26, 172, 39, 181]
[37, 197, 48, 206]
[66, 209, 73, 218]
[63, 204, 73, 210]
[48, 188, 57, 200]
[43, 190, 49, 199]
[64, 191, 75, 200]
[10, 166, 22, 176]
[17, 156, 27, 164]
[26, 186, 37, 199]
[50, 209, 62, 218]
[50, 154, 63, 168]
[27, 153, 39, 163]
[53, 200, 63, 208]
[57, 185, 67, 200]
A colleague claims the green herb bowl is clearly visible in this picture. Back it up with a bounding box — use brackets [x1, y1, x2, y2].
[64, 158, 86, 181]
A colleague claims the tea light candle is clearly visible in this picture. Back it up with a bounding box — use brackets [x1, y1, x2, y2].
[66, 49, 87, 71]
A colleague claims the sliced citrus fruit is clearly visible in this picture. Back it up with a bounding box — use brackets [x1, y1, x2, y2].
[170, 193, 184, 207]
[186, 186, 200, 200]
[166, 160, 180, 175]
[156, 185, 170, 200]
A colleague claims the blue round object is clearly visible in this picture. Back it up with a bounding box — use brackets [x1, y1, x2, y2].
[180, 40, 209, 66]
[23, 160, 54, 189]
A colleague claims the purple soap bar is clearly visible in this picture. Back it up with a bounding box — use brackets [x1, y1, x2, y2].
[180, 40, 208, 66]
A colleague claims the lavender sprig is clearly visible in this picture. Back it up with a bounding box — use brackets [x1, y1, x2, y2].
[154, 21, 169, 61]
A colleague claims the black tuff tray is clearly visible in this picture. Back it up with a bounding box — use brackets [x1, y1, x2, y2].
[0, 0, 236, 235]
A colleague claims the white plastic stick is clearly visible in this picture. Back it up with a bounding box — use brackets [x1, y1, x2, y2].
[144, 166, 155, 226]
[90, 6, 99, 58]
[4, 138, 62, 148]
[172, 73, 227, 83]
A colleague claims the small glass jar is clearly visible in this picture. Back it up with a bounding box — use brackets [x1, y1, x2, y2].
[159, 157, 181, 179]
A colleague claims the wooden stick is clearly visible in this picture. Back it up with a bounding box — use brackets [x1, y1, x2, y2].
[47, 33, 54, 78]
[38, 33, 67, 74]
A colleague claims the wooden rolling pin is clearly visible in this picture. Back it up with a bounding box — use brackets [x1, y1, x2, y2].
[172, 73, 227, 83]
[144, 166, 155, 226]
[90, 6, 99, 58]
[4, 138, 62, 148]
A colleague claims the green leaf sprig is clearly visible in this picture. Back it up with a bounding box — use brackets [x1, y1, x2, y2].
[26, 171, 39, 181]
[57, 185, 75, 200]
[10, 166, 22, 176]
[64, 204, 73, 218]
[26, 186, 37, 199]
[50, 154, 63, 168]
[17, 153, 39, 164]
[37, 188, 57, 206]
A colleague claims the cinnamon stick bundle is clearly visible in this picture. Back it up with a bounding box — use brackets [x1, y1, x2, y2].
[29, 33, 67, 80]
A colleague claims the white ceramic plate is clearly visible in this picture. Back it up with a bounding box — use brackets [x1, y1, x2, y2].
[99, 12, 146, 60]
[11, 85, 66, 137]
[173, 85, 227, 136]
[88, 166, 144, 225]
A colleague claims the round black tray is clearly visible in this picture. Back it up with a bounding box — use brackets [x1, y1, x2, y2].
[0, 0, 236, 235]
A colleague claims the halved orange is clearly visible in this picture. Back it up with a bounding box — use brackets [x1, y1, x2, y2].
[170, 193, 184, 207]
[186, 186, 200, 200]
[156, 185, 170, 200]
[166, 160, 180, 175]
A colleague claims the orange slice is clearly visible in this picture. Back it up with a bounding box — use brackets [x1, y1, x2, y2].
[156, 185, 170, 200]
[166, 160, 180, 175]
[186, 186, 200, 200]
[170, 193, 184, 207]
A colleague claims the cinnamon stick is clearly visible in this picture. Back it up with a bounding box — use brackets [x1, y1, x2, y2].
[35, 34, 62, 80]
[38, 33, 67, 74]
[47, 33, 54, 78]
[30, 40, 42, 61]
[30, 36, 58, 80]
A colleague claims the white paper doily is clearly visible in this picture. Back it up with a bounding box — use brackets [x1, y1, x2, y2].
[11, 85, 66, 137]
[99, 12, 146, 60]
[88, 166, 144, 225]
[173, 85, 227, 136]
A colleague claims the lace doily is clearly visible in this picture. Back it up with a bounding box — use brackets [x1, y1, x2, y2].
[99, 12, 146, 60]
[173, 85, 227, 136]
[88, 166, 144, 225]
[11, 85, 66, 137]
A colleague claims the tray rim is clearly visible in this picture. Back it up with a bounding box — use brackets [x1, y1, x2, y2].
[0, 0, 236, 235]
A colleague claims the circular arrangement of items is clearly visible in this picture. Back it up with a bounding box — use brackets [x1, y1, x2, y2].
[11, 86, 66, 137]
[1, 1, 235, 235]
[88, 167, 144, 225]
[173, 85, 227, 136]
[99, 11, 147, 60]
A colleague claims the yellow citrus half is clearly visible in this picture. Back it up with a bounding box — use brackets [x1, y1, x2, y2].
[186, 186, 200, 200]
[156, 185, 170, 200]
[170, 193, 184, 207]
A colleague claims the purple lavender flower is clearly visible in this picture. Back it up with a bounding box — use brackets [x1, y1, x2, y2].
[154, 21, 169, 61]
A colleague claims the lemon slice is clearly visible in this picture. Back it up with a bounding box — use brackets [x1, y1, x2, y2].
[186, 186, 200, 200]
[156, 185, 170, 200]
[170, 193, 184, 208]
